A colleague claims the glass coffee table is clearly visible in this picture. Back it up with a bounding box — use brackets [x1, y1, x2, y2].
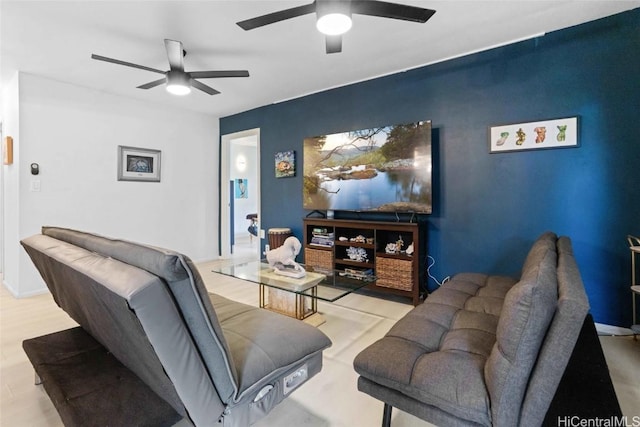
[212, 260, 375, 325]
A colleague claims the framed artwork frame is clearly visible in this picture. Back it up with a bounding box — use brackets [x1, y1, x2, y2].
[235, 178, 248, 198]
[275, 150, 295, 178]
[489, 116, 579, 153]
[117, 146, 161, 182]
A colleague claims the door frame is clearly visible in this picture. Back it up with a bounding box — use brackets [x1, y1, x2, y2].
[220, 128, 261, 258]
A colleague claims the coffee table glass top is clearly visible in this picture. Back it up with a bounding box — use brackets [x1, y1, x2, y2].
[212, 260, 374, 302]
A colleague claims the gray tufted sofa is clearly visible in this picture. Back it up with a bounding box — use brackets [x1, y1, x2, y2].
[21, 227, 331, 426]
[354, 232, 594, 426]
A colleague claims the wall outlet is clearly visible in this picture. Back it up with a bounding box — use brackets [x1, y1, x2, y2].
[264, 244, 270, 253]
[259, 229, 265, 239]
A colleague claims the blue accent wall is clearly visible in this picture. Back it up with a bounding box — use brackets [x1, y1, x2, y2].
[221, 9, 640, 326]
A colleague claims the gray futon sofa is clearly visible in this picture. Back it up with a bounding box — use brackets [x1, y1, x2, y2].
[354, 232, 609, 426]
[21, 226, 332, 426]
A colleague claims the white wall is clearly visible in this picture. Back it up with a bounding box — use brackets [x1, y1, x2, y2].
[3, 73, 219, 297]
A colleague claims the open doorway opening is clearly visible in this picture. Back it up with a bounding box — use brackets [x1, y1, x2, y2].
[220, 129, 261, 261]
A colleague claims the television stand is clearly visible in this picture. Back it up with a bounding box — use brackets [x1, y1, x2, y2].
[303, 218, 426, 305]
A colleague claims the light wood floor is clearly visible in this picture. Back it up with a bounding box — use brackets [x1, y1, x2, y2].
[1, 263, 639, 426]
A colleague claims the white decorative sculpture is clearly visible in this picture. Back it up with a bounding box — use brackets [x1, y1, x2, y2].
[266, 236, 306, 278]
[346, 246, 368, 262]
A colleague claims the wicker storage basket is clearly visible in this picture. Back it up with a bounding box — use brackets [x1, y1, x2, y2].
[376, 256, 413, 291]
[306, 248, 333, 272]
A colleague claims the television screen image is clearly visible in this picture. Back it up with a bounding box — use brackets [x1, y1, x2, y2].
[303, 120, 432, 213]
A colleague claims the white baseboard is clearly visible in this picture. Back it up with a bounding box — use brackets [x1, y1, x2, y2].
[595, 322, 634, 336]
[2, 280, 50, 299]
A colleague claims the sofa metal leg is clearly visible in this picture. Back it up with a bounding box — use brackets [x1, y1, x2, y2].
[382, 403, 392, 427]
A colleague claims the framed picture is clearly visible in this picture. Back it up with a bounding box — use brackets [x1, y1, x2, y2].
[117, 146, 161, 182]
[235, 178, 248, 198]
[489, 116, 579, 153]
[275, 150, 295, 178]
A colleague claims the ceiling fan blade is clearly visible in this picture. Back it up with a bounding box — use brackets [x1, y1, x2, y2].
[164, 39, 184, 72]
[237, 3, 316, 30]
[189, 70, 250, 79]
[91, 54, 165, 74]
[351, 1, 435, 23]
[137, 78, 167, 90]
[326, 35, 342, 54]
[192, 79, 220, 95]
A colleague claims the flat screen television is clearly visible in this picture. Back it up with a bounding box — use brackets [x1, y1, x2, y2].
[303, 120, 432, 214]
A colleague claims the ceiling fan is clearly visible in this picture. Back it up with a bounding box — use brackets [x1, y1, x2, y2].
[91, 39, 249, 96]
[237, 0, 436, 54]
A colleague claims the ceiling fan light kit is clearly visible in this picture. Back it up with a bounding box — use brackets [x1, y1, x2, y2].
[316, 12, 352, 35]
[165, 71, 191, 96]
[316, 0, 352, 35]
[166, 85, 190, 96]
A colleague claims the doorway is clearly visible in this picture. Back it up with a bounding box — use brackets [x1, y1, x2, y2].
[220, 129, 261, 261]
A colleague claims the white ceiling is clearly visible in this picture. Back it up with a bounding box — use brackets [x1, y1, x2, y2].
[2, 1, 639, 119]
